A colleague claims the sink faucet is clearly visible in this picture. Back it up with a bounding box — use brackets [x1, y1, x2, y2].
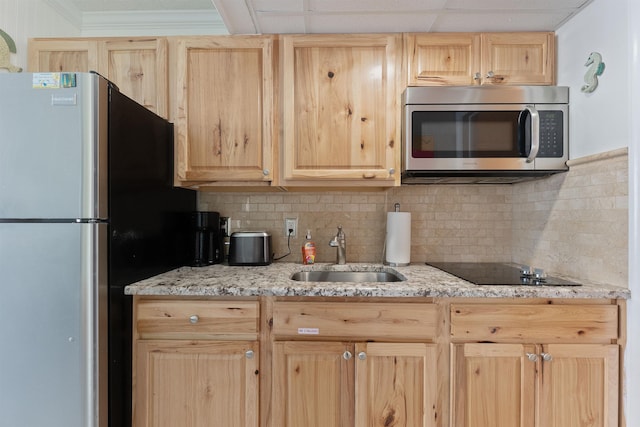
[329, 225, 346, 265]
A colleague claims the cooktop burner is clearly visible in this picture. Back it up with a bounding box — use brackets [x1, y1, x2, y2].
[427, 262, 581, 286]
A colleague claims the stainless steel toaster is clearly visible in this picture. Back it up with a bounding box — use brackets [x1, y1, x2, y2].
[228, 231, 273, 266]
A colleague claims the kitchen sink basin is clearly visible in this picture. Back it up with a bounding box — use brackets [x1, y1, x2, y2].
[290, 270, 404, 283]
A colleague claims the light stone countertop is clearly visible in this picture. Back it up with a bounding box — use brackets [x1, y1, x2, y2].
[124, 263, 631, 299]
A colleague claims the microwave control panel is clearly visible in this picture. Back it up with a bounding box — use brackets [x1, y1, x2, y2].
[538, 110, 564, 158]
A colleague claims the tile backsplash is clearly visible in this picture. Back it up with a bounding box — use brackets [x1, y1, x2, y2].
[512, 148, 628, 287]
[199, 148, 628, 288]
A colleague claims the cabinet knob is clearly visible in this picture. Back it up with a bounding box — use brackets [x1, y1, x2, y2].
[263, 169, 270, 176]
[474, 72, 481, 80]
[245, 350, 254, 359]
[189, 315, 199, 324]
[526, 352, 538, 362]
[358, 352, 367, 360]
[486, 71, 495, 78]
[343, 351, 353, 360]
[388, 168, 395, 175]
[541, 352, 553, 362]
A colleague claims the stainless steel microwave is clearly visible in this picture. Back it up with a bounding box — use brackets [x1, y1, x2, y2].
[402, 86, 569, 183]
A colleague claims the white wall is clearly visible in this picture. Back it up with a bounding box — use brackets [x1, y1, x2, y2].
[0, 0, 79, 70]
[626, 0, 640, 425]
[556, 0, 628, 158]
[559, 0, 638, 425]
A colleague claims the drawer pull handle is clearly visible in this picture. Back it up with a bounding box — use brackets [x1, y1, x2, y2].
[245, 350, 254, 359]
[189, 315, 199, 324]
[526, 352, 538, 362]
[343, 351, 352, 360]
[358, 352, 367, 360]
[541, 352, 553, 362]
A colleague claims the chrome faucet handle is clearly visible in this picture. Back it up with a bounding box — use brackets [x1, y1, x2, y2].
[329, 225, 346, 264]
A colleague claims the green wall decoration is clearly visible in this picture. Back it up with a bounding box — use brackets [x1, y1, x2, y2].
[581, 51, 605, 93]
[0, 28, 22, 72]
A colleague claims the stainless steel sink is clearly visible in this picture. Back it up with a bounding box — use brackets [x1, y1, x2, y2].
[290, 270, 404, 283]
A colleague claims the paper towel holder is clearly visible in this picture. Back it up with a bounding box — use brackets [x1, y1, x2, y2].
[383, 203, 411, 267]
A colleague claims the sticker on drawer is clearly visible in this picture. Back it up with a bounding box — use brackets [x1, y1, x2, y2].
[298, 328, 319, 335]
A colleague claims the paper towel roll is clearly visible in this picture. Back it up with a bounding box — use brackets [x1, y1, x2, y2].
[385, 211, 411, 266]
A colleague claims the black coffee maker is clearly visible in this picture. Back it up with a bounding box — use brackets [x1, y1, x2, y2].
[189, 211, 225, 266]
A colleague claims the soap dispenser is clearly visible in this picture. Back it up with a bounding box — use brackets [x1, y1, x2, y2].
[302, 229, 316, 265]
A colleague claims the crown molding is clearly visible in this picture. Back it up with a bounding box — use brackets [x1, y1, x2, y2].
[80, 10, 228, 36]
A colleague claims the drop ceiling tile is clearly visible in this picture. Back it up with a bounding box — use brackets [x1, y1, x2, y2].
[306, 0, 447, 12]
[250, 0, 304, 12]
[304, 13, 439, 34]
[256, 15, 308, 33]
[430, 11, 571, 32]
[443, 0, 590, 11]
[55, 0, 596, 35]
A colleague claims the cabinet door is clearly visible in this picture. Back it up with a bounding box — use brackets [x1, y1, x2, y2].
[405, 33, 481, 86]
[281, 34, 401, 186]
[174, 36, 275, 185]
[481, 32, 555, 85]
[355, 342, 439, 427]
[538, 344, 619, 427]
[27, 39, 99, 73]
[135, 340, 259, 427]
[273, 341, 354, 427]
[99, 38, 168, 118]
[451, 343, 536, 427]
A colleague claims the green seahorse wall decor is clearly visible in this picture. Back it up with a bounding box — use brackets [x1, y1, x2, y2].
[0, 28, 23, 72]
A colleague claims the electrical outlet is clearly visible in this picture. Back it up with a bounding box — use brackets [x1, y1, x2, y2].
[284, 218, 298, 237]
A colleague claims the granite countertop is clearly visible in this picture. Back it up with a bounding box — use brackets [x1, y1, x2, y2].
[124, 263, 630, 299]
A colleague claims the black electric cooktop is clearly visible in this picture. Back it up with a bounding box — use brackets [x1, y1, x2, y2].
[427, 262, 581, 286]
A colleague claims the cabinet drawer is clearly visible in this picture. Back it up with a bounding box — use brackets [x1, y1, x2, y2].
[272, 302, 438, 340]
[450, 304, 618, 343]
[135, 299, 259, 340]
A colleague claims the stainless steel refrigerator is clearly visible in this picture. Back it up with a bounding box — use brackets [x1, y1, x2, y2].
[0, 72, 196, 427]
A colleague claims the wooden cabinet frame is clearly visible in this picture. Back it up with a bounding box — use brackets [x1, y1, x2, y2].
[172, 36, 277, 187]
[28, 37, 169, 117]
[133, 296, 624, 427]
[405, 32, 555, 86]
[280, 34, 402, 187]
[449, 300, 622, 427]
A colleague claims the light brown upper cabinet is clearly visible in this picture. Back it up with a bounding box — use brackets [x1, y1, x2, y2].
[28, 37, 169, 117]
[28, 39, 99, 74]
[280, 34, 402, 187]
[172, 36, 277, 188]
[406, 32, 555, 86]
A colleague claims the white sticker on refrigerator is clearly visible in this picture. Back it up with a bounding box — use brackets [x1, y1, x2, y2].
[33, 73, 61, 88]
[298, 328, 319, 335]
[32, 73, 76, 89]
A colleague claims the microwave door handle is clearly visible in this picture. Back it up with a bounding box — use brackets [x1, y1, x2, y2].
[524, 105, 540, 163]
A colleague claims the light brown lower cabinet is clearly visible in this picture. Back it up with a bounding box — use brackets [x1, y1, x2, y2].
[132, 297, 623, 427]
[135, 340, 259, 427]
[272, 341, 438, 427]
[451, 343, 619, 427]
[133, 298, 260, 427]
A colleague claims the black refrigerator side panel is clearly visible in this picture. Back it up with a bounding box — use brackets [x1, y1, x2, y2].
[107, 87, 196, 427]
